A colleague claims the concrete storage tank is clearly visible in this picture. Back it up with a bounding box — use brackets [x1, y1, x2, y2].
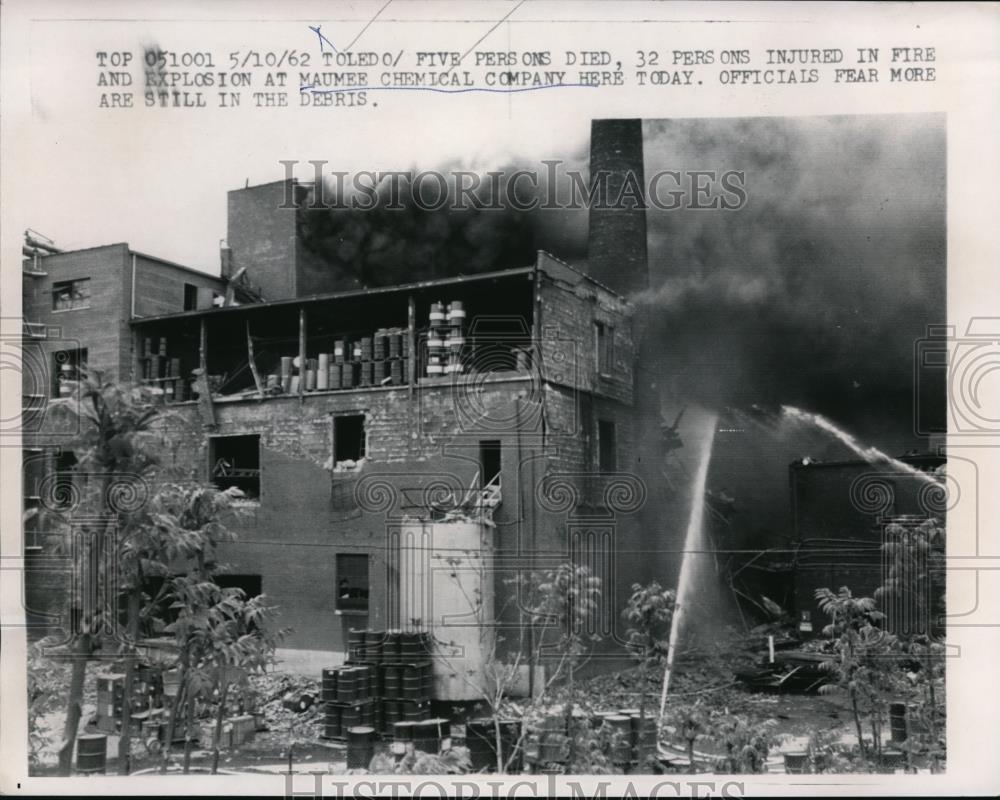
[397, 518, 495, 702]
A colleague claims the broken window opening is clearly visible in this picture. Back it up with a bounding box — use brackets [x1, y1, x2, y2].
[52, 278, 91, 311]
[209, 434, 261, 500]
[337, 553, 369, 612]
[333, 414, 366, 468]
[598, 419, 617, 473]
[479, 439, 502, 486]
[183, 283, 199, 311]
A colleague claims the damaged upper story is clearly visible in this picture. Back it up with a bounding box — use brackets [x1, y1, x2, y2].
[129, 250, 635, 416]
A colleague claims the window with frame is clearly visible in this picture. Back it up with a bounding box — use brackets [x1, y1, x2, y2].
[52, 278, 91, 311]
[209, 434, 261, 499]
[336, 553, 369, 611]
[598, 419, 617, 472]
[595, 321, 614, 375]
[333, 414, 366, 465]
[183, 283, 199, 311]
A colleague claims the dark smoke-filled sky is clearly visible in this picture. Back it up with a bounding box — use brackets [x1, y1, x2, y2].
[298, 114, 944, 453]
[641, 115, 945, 452]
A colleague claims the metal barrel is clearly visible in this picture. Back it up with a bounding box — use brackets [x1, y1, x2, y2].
[329, 363, 341, 389]
[360, 701, 375, 727]
[336, 668, 358, 702]
[354, 665, 373, 700]
[393, 720, 416, 742]
[348, 629, 366, 659]
[317, 354, 330, 389]
[383, 630, 402, 662]
[334, 340, 346, 364]
[321, 668, 338, 702]
[383, 700, 401, 732]
[399, 631, 423, 660]
[605, 715, 633, 764]
[382, 666, 401, 697]
[346, 726, 376, 769]
[374, 333, 387, 360]
[388, 333, 402, 358]
[322, 703, 343, 739]
[784, 751, 810, 774]
[342, 363, 355, 388]
[364, 630, 384, 662]
[413, 719, 441, 753]
[359, 361, 373, 387]
[341, 703, 361, 731]
[389, 359, 403, 385]
[402, 701, 424, 721]
[76, 733, 108, 774]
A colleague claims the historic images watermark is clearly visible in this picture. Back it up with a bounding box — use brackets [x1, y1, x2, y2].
[285, 774, 747, 798]
[277, 160, 749, 213]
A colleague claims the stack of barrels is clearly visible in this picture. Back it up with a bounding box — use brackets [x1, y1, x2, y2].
[426, 301, 466, 378]
[267, 327, 410, 395]
[140, 336, 188, 403]
[443, 301, 466, 375]
[523, 707, 660, 775]
[335, 628, 437, 743]
[319, 663, 376, 741]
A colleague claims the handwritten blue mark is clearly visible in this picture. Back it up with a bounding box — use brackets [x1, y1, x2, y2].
[299, 83, 598, 95]
[310, 25, 337, 54]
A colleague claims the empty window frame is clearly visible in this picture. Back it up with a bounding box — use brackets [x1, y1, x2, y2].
[479, 440, 502, 486]
[183, 283, 199, 311]
[333, 414, 366, 465]
[209, 434, 261, 499]
[598, 419, 617, 472]
[52, 278, 91, 311]
[336, 553, 369, 611]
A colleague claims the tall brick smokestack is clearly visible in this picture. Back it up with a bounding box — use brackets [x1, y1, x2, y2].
[587, 119, 649, 296]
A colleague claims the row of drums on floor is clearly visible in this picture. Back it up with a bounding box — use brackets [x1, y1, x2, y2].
[322, 697, 432, 740]
[343, 718, 452, 769]
[526, 710, 658, 772]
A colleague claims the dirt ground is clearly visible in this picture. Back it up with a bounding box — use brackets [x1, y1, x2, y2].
[29, 645, 878, 776]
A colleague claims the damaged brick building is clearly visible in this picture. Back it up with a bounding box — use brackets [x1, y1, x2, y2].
[21, 120, 674, 689]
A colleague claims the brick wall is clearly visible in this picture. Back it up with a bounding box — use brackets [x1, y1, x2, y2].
[227, 180, 298, 301]
[536, 253, 634, 407]
[22, 243, 131, 386]
[132, 254, 224, 318]
[790, 458, 943, 625]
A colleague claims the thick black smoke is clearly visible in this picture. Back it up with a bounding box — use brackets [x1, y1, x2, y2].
[295, 115, 944, 453]
[639, 115, 946, 451]
[296, 158, 589, 289]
